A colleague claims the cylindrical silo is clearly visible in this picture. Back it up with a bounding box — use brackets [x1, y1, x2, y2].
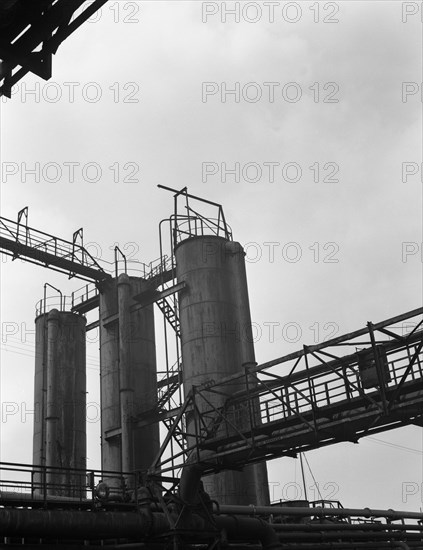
[33, 314, 47, 485]
[176, 235, 269, 505]
[225, 241, 270, 506]
[99, 275, 159, 485]
[33, 309, 86, 497]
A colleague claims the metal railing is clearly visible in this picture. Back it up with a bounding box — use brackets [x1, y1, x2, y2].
[0, 212, 109, 282]
[151, 308, 423, 476]
[0, 461, 143, 506]
[34, 254, 175, 316]
[258, 338, 423, 426]
[172, 215, 233, 245]
[158, 185, 232, 248]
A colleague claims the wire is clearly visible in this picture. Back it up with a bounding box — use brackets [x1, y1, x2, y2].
[299, 453, 308, 501]
[365, 436, 423, 456]
[1, 335, 100, 362]
[302, 453, 323, 501]
[0, 345, 99, 371]
[1, 341, 99, 365]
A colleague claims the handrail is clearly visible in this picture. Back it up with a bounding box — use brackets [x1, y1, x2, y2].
[151, 310, 423, 476]
[0, 461, 140, 505]
[0, 214, 110, 282]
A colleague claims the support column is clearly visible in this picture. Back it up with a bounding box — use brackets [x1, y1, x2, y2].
[118, 274, 135, 485]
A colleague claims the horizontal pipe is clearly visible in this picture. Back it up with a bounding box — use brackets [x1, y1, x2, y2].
[0, 490, 89, 503]
[0, 545, 142, 550]
[0, 507, 280, 548]
[0, 508, 161, 538]
[271, 523, 423, 532]
[276, 544, 413, 550]
[216, 504, 423, 521]
[275, 531, 415, 541]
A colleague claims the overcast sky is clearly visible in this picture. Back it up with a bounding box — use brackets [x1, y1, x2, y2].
[1, 1, 422, 512]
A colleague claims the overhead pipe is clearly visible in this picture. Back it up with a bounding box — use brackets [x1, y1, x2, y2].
[215, 504, 423, 522]
[282, 544, 413, 550]
[271, 523, 423, 533]
[279, 531, 421, 544]
[0, 490, 89, 503]
[274, 544, 413, 550]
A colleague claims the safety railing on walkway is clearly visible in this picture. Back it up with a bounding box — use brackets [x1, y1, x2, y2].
[259, 336, 422, 426]
[0, 461, 142, 507]
[0, 210, 109, 282]
[151, 307, 423, 476]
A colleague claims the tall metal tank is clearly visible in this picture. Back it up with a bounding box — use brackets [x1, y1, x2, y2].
[176, 235, 270, 505]
[225, 241, 270, 506]
[33, 309, 86, 497]
[99, 274, 159, 484]
[33, 314, 47, 484]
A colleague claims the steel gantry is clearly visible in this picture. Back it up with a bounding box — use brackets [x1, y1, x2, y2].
[149, 307, 423, 477]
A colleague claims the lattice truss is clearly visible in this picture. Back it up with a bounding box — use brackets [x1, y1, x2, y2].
[150, 308, 423, 478]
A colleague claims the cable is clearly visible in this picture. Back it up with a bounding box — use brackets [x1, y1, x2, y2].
[1, 341, 100, 367]
[1, 335, 100, 362]
[365, 436, 423, 456]
[303, 453, 323, 501]
[0, 345, 99, 371]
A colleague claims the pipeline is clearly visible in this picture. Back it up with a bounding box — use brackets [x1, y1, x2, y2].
[99, 543, 418, 550]
[271, 523, 423, 532]
[273, 531, 418, 542]
[178, 459, 282, 549]
[216, 504, 423, 522]
[0, 507, 419, 548]
[274, 544, 415, 550]
[176, 456, 422, 548]
[105, 541, 418, 550]
[0, 507, 279, 548]
[0, 490, 89, 503]
[215, 515, 282, 549]
[0, 508, 159, 538]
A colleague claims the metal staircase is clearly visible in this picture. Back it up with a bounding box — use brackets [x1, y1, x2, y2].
[156, 296, 181, 337]
[157, 359, 183, 410]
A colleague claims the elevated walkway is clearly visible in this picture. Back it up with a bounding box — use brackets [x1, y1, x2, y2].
[152, 308, 423, 476]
